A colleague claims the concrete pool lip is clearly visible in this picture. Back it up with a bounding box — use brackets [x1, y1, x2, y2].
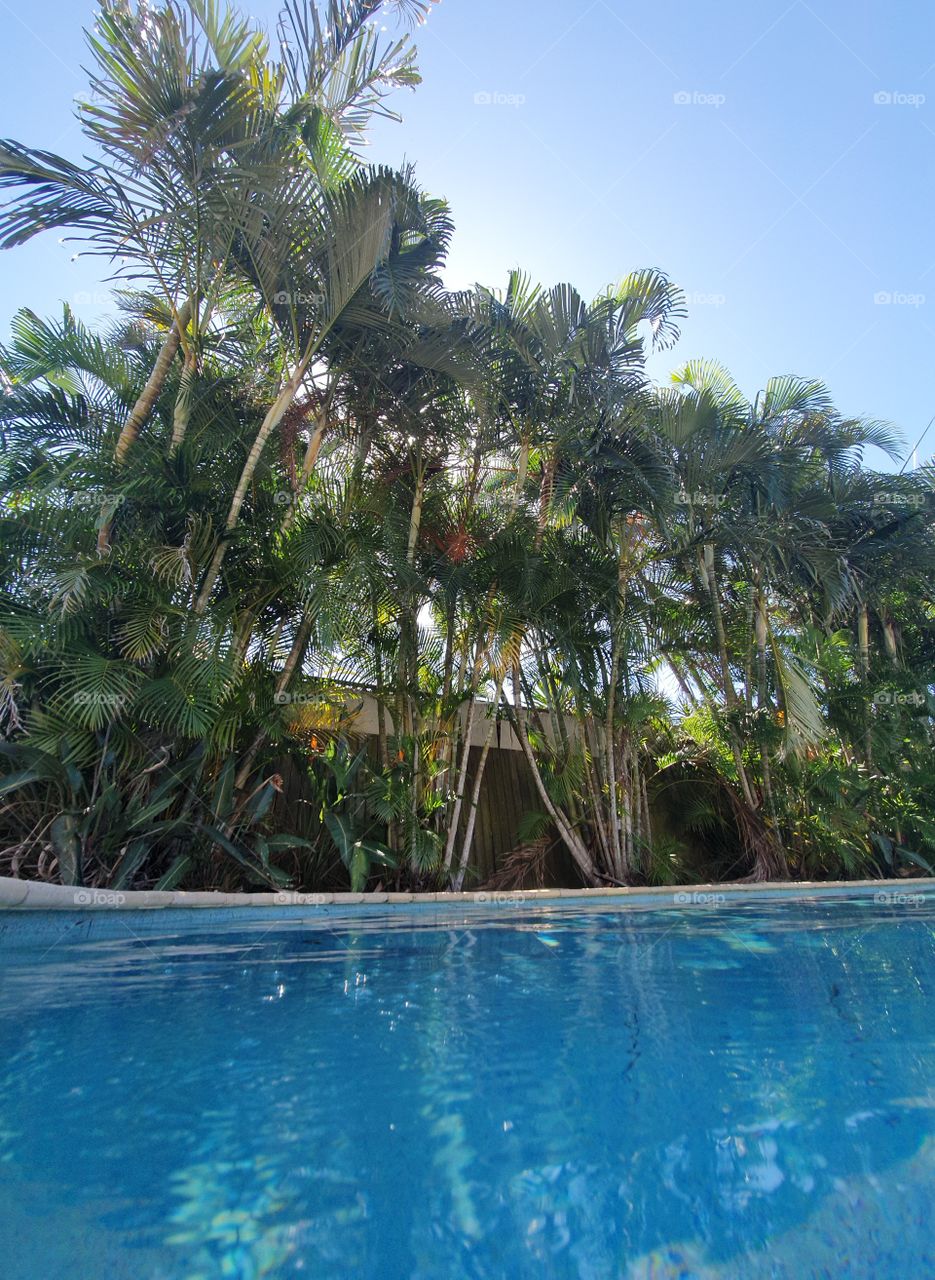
[1, 875, 932, 946]
[2, 873, 933, 913]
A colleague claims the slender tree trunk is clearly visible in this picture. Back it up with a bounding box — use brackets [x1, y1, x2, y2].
[441, 596, 456, 706]
[409, 736, 421, 877]
[744, 584, 756, 708]
[376, 698, 390, 770]
[605, 535, 630, 879]
[697, 546, 757, 809]
[169, 350, 198, 453]
[217, 403, 329, 681]
[442, 696, 478, 878]
[630, 749, 641, 871]
[98, 299, 195, 556]
[621, 739, 634, 871]
[396, 460, 426, 740]
[115, 298, 193, 463]
[434, 594, 458, 811]
[194, 357, 312, 614]
[755, 593, 769, 708]
[510, 660, 599, 885]
[606, 638, 623, 878]
[583, 739, 614, 874]
[406, 462, 425, 564]
[373, 598, 390, 772]
[535, 452, 557, 548]
[442, 643, 489, 877]
[453, 681, 506, 891]
[881, 613, 899, 667]
[754, 592, 782, 848]
[640, 773, 652, 859]
[279, 411, 328, 535]
[230, 610, 256, 666]
[234, 612, 314, 792]
[513, 436, 530, 510]
[858, 601, 873, 767]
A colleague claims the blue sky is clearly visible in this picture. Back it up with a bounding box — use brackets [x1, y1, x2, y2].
[2, 0, 934, 465]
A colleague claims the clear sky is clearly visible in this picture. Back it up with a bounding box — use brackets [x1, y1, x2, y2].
[2, 0, 934, 466]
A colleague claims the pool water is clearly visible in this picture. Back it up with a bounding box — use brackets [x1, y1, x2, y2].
[0, 892, 933, 1279]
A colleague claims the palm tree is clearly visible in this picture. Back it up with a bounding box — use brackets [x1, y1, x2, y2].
[466, 271, 684, 885]
[0, 0, 435, 471]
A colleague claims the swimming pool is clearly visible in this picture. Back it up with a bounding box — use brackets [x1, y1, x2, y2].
[1, 889, 933, 1278]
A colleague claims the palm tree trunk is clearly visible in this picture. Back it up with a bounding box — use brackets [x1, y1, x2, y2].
[584, 739, 614, 874]
[442, 641, 490, 877]
[605, 638, 623, 878]
[630, 749, 641, 870]
[641, 774, 652, 857]
[373, 597, 390, 772]
[510, 659, 599, 885]
[234, 612, 314, 792]
[442, 695, 477, 878]
[397, 459, 426, 739]
[881, 614, 899, 667]
[279, 410, 328, 535]
[755, 593, 769, 707]
[453, 681, 506, 891]
[605, 535, 630, 879]
[513, 436, 530, 509]
[169, 350, 198, 453]
[194, 356, 311, 614]
[115, 298, 193, 463]
[697, 546, 757, 810]
[535, 452, 557, 548]
[858, 601, 873, 766]
[753, 592, 782, 848]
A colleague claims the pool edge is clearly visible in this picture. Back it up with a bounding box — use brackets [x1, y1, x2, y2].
[2, 873, 933, 912]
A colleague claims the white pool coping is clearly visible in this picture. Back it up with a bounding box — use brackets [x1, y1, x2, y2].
[2, 874, 933, 911]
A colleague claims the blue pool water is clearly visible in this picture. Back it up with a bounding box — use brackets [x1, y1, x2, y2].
[0, 891, 933, 1279]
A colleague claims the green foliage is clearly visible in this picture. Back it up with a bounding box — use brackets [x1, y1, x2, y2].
[0, 0, 933, 894]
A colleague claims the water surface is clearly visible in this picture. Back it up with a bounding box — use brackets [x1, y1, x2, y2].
[1, 892, 933, 1278]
